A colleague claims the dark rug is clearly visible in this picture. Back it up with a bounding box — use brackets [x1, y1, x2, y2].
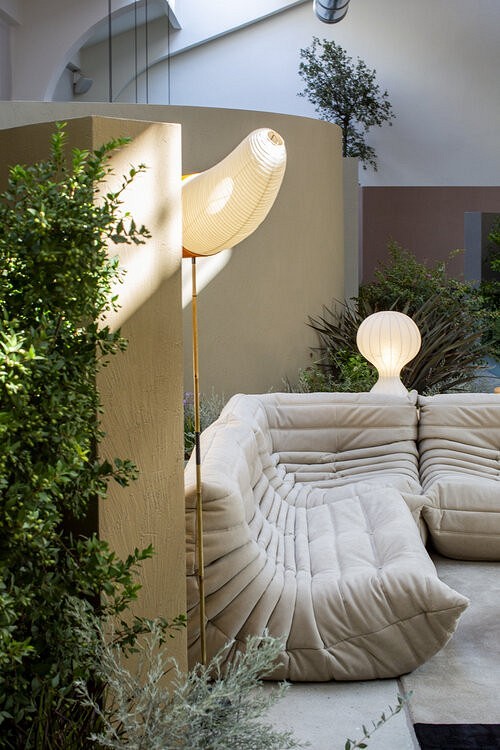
[415, 723, 500, 749]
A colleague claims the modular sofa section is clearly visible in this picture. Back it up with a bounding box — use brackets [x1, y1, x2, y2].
[419, 393, 500, 560]
[221, 391, 421, 497]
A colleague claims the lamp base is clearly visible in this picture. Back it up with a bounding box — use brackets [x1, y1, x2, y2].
[370, 376, 409, 397]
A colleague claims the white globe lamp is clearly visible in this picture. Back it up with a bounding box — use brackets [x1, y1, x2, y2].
[356, 311, 421, 396]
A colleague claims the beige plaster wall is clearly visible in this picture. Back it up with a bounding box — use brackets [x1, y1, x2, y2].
[0, 115, 186, 668]
[0, 103, 345, 397]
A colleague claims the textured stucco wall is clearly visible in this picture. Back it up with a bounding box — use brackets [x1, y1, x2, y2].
[0, 115, 186, 668]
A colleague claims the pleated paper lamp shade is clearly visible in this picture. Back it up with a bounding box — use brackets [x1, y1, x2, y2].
[182, 128, 287, 257]
[356, 311, 421, 396]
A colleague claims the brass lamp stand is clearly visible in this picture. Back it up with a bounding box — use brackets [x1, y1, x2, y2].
[190, 254, 206, 665]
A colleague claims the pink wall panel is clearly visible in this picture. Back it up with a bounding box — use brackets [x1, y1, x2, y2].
[361, 187, 500, 283]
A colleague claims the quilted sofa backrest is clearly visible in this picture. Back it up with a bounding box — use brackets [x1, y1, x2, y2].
[256, 391, 418, 452]
[218, 393, 273, 455]
[221, 392, 420, 492]
[221, 392, 418, 449]
[418, 393, 500, 487]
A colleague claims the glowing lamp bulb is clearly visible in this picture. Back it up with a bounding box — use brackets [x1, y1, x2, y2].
[356, 311, 421, 396]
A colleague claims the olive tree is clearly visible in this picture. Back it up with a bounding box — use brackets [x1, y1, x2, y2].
[298, 37, 395, 169]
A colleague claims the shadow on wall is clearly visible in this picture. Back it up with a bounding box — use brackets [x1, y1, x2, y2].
[181, 250, 233, 308]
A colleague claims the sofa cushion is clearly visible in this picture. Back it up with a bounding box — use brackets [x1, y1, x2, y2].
[419, 393, 500, 560]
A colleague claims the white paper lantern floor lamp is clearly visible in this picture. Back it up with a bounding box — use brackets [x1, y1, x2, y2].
[182, 128, 287, 664]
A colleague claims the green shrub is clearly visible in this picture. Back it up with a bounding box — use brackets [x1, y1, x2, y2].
[478, 224, 500, 361]
[0, 123, 156, 746]
[359, 243, 470, 311]
[306, 243, 489, 394]
[77, 624, 306, 750]
[293, 350, 376, 393]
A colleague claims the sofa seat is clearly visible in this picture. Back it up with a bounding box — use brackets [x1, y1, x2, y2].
[185, 392, 468, 680]
[419, 393, 500, 560]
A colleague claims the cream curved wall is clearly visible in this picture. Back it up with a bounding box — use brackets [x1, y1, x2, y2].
[174, 106, 343, 396]
[0, 102, 344, 397]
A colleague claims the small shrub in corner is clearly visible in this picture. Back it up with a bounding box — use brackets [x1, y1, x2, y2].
[77, 624, 306, 750]
[76, 615, 409, 750]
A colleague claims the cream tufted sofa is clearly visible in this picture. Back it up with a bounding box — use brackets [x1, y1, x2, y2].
[184, 391, 500, 681]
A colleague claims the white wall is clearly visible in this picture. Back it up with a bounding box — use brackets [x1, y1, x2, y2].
[7, 0, 148, 101]
[4, 0, 500, 186]
[77, 0, 500, 187]
[0, 18, 11, 100]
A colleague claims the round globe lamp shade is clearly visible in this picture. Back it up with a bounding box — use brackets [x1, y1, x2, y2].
[356, 311, 421, 396]
[182, 128, 287, 257]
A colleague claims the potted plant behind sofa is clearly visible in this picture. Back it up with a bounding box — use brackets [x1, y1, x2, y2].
[298, 37, 395, 171]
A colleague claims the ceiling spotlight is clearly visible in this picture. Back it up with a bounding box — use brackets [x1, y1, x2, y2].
[66, 62, 93, 96]
[314, 0, 350, 23]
